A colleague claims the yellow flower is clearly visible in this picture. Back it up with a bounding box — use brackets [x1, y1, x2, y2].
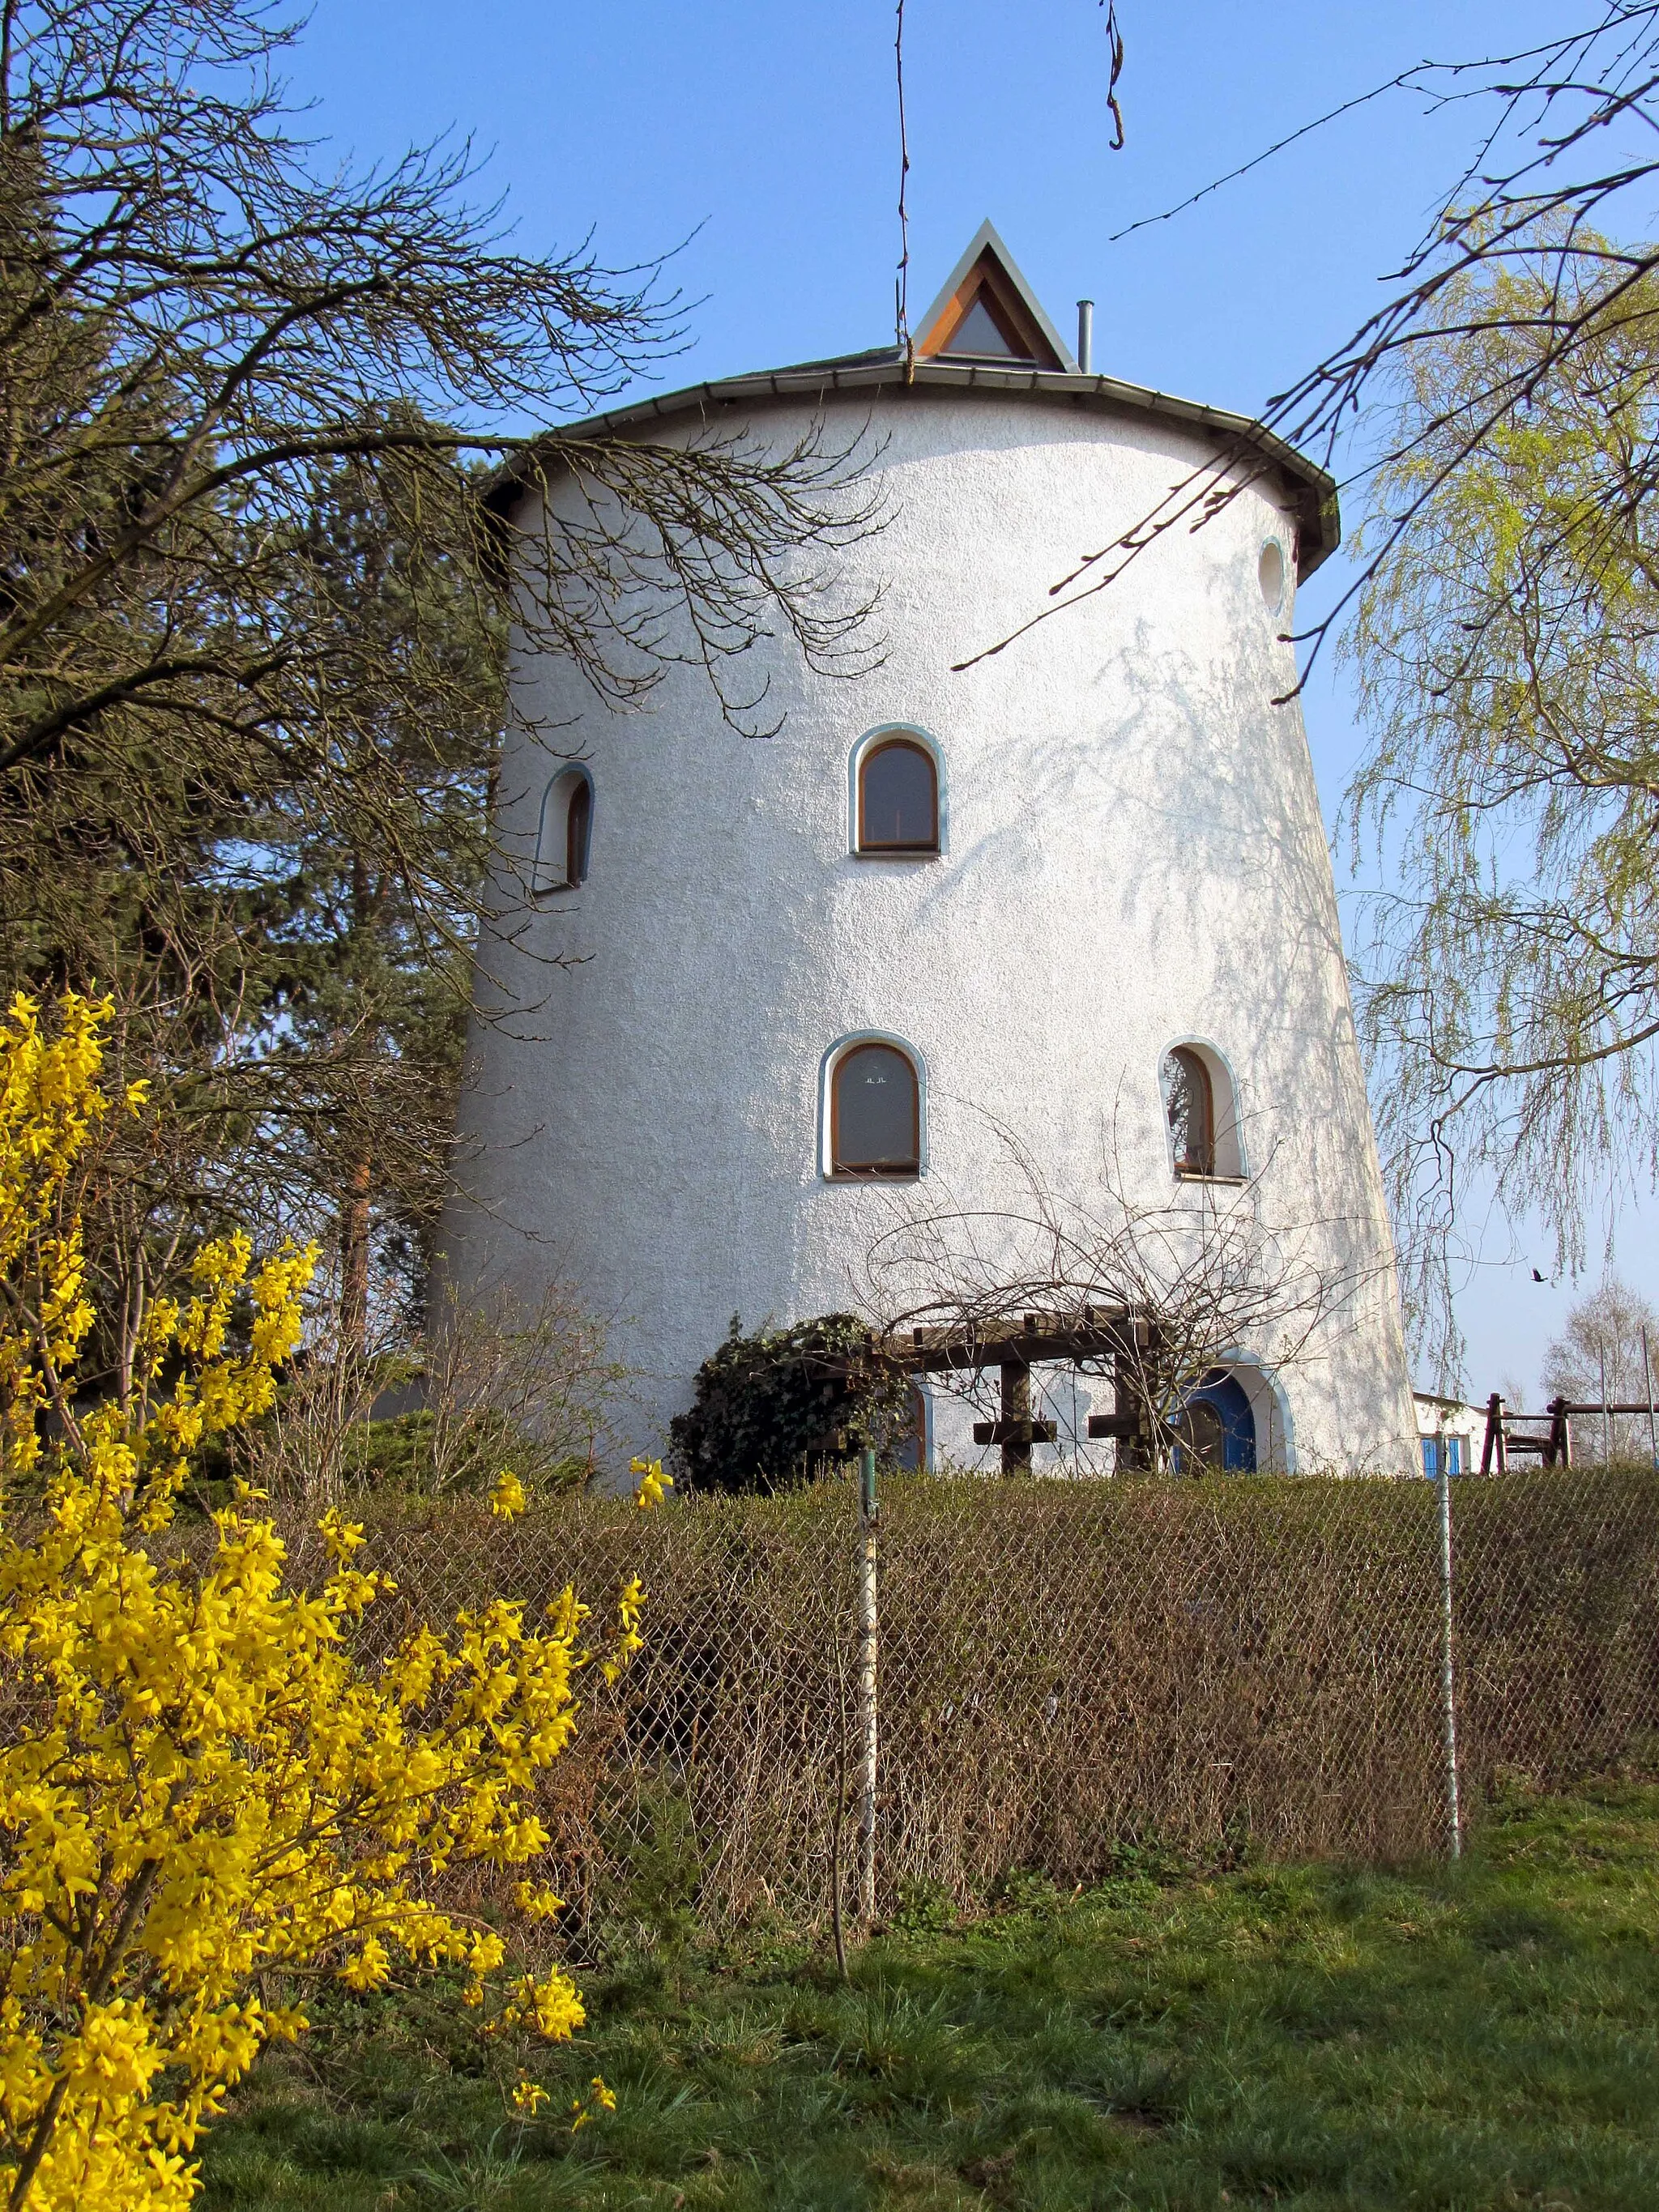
[600, 1576, 649, 1685]
[512, 1882, 566, 1922]
[510, 2078, 549, 2115]
[0, 995, 638, 2212]
[490, 1469, 527, 1519]
[629, 1456, 673, 1511]
[569, 2074, 616, 2132]
[318, 1507, 366, 1562]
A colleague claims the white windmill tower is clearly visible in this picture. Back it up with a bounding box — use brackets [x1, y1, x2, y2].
[443, 224, 1417, 1476]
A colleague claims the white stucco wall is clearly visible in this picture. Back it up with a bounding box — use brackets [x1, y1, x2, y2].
[441, 387, 1418, 1476]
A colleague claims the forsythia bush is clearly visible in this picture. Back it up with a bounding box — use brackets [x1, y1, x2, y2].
[0, 994, 635, 2212]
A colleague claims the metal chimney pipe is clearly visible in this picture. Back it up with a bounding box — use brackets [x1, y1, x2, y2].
[1077, 299, 1094, 375]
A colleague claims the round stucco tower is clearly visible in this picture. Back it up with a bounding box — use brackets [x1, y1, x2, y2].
[444, 225, 1418, 1475]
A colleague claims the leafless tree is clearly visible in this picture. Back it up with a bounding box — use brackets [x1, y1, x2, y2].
[0, 0, 881, 786]
[239, 1280, 629, 1504]
[1542, 1273, 1659, 1462]
[0, 0, 884, 1349]
[966, 11, 1659, 682]
[858, 1116, 1373, 1471]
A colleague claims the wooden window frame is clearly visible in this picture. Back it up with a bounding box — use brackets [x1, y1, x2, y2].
[917, 249, 1065, 369]
[856, 735, 940, 856]
[1166, 1045, 1216, 1179]
[830, 1041, 922, 1179]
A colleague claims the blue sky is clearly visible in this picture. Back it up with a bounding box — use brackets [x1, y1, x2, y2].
[287, 1, 1653, 1399]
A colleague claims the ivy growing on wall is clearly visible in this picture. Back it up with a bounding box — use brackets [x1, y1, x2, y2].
[668, 1314, 915, 1494]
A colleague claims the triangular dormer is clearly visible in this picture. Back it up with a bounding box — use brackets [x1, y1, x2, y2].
[915, 220, 1077, 372]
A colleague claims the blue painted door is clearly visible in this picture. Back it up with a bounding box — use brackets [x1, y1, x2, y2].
[1175, 1374, 1256, 1473]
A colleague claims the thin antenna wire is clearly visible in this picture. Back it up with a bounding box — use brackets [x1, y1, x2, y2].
[895, 0, 913, 377]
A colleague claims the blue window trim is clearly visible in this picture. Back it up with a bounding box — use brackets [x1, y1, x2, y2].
[817, 1030, 929, 1181]
[1175, 1370, 1257, 1473]
[847, 724, 948, 859]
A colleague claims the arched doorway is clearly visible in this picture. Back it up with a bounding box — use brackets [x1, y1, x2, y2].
[1172, 1371, 1256, 1473]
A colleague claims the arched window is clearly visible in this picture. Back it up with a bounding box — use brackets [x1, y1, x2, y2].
[1163, 1046, 1214, 1176]
[855, 733, 940, 855]
[830, 1040, 921, 1177]
[1161, 1042, 1244, 1179]
[534, 767, 593, 894]
[565, 777, 592, 888]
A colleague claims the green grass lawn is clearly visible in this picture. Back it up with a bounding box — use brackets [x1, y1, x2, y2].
[203, 1780, 1659, 2211]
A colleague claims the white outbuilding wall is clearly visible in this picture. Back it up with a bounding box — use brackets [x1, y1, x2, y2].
[443, 381, 1418, 1474]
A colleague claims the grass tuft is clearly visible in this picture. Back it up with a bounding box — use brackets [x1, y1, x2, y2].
[203, 1779, 1659, 2210]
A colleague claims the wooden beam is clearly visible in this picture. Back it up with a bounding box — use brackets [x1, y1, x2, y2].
[895, 1306, 1146, 1376]
[972, 1419, 1060, 1447]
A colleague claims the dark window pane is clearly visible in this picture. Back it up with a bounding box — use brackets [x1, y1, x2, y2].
[1164, 1047, 1213, 1175]
[1174, 1398, 1226, 1474]
[940, 295, 1030, 360]
[566, 779, 591, 885]
[859, 740, 937, 850]
[834, 1044, 919, 1173]
[893, 1383, 927, 1471]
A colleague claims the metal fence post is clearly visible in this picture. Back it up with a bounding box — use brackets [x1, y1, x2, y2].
[1436, 1427, 1462, 1860]
[857, 1446, 880, 1920]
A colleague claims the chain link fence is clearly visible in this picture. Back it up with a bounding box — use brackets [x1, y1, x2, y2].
[266, 1467, 1659, 1932]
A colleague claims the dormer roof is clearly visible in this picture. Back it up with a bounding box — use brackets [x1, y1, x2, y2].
[914, 220, 1076, 372]
[485, 226, 1341, 578]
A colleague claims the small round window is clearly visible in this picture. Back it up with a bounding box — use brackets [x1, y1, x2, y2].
[1258, 539, 1286, 612]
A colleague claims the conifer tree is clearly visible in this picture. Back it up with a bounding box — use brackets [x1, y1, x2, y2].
[0, 0, 878, 1341]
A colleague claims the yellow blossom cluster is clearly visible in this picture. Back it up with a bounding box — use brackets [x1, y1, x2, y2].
[490, 1469, 528, 1519]
[0, 992, 143, 1475]
[630, 1455, 674, 1511]
[0, 996, 638, 2212]
[570, 2075, 617, 2131]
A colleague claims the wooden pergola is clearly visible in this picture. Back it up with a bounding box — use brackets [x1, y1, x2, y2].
[888, 1304, 1160, 1474]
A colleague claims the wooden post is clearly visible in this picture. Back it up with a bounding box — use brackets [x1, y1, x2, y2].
[1546, 1396, 1572, 1470]
[1000, 1359, 1033, 1475]
[1601, 1348, 1611, 1464]
[1114, 1349, 1145, 1471]
[1480, 1392, 1507, 1475]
